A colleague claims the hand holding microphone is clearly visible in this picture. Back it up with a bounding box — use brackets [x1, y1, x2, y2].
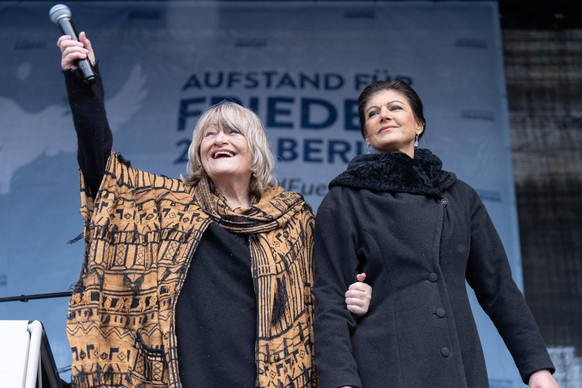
[50, 4, 96, 84]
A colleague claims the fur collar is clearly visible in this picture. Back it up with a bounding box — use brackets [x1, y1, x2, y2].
[330, 148, 456, 197]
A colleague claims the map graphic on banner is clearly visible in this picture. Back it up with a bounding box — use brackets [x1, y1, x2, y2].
[0, 2, 522, 385]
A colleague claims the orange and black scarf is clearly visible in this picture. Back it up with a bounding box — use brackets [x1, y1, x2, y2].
[193, 176, 318, 387]
[67, 153, 317, 387]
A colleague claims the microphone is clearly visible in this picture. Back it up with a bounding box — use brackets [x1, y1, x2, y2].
[49, 4, 96, 84]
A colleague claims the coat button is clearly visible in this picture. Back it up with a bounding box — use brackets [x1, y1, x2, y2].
[440, 198, 448, 205]
[428, 272, 438, 282]
[436, 308, 446, 318]
[440, 347, 450, 357]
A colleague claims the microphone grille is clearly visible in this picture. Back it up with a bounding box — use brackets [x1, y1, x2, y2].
[49, 4, 71, 24]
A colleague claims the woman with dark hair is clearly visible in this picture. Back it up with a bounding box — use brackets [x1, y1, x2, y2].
[57, 32, 371, 388]
[313, 79, 558, 388]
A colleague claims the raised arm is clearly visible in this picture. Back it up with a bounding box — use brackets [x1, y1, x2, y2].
[57, 32, 112, 197]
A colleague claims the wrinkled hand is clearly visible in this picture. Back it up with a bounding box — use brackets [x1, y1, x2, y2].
[529, 369, 559, 388]
[345, 273, 372, 316]
[57, 31, 96, 71]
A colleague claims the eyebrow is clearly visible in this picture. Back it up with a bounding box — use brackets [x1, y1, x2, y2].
[366, 100, 405, 112]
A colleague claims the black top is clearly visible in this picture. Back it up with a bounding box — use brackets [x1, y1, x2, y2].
[64, 66, 111, 197]
[65, 66, 257, 387]
[176, 223, 256, 387]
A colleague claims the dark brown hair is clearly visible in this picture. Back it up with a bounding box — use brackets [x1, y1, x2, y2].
[357, 79, 426, 139]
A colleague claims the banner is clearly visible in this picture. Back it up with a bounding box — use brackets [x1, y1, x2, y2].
[0, 2, 522, 385]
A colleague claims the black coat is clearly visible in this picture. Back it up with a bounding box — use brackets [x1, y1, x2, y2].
[313, 149, 554, 388]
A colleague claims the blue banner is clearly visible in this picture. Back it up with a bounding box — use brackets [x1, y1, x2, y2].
[0, 2, 522, 385]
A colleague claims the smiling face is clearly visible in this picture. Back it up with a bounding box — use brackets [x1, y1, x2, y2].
[363, 89, 424, 157]
[186, 101, 276, 199]
[199, 121, 253, 186]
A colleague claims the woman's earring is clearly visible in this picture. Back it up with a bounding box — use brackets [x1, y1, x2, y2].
[366, 143, 372, 154]
[414, 133, 419, 148]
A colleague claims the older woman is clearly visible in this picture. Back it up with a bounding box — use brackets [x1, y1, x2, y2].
[313, 79, 558, 388]
[57, 33, 370, 388]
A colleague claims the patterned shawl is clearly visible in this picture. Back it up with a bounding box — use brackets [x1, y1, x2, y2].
[193, 177, 318, 387]
[67, 153, 317, 387]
